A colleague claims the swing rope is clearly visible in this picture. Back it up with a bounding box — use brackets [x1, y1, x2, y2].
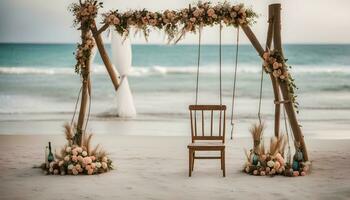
[230, 27, 240, 140]
[219, 23, 223, 105]
[195, 26, 202, 105]
[257, 58, 264, 125]
[71, 85, 83, 126]
[194, 24, 223, 106]
[283, 105, 293, 164]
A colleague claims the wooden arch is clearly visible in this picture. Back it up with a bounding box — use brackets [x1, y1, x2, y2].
[75, 3, 309, 161]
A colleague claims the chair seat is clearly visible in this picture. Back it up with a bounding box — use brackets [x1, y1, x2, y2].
[187, 142, 225, 150]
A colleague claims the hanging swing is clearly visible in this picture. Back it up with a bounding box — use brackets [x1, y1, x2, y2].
[187, 23, 227, 177]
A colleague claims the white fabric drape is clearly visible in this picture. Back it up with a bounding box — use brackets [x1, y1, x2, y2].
[111, 29, 136, 117]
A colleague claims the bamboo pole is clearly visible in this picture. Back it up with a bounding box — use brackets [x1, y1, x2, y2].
[267, 5, 282, 137]
[270, 4, 309, 161]
[91, 22, 120, 91]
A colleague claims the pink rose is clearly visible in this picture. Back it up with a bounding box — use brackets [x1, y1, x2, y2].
[87, 169, 94, 175]
[90, 163, 96, 169]
[85, 165, 91, 171]
[273, 62, 280, 69]
[84, 157, 92, 164]
[233, 5, 240, 12]
[72, 149, 78, 156]
[207, 8, 215, 17]
[72, 168, 79, 175]
[72, 155, 78, 162]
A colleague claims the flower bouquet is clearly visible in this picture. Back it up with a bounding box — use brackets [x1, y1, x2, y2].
[243, 123, 310, 177]
[41, 123, 113, 175]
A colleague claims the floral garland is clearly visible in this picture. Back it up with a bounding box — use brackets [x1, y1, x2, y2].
[262, 50, 299, 112]
[74, 31, 95, 77]
[103, 1, 258, 42]
[41, 124, 113, 175]
[69, 1, 258, 75]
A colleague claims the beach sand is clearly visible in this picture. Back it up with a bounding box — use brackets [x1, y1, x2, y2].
[0, 135, 349, 200]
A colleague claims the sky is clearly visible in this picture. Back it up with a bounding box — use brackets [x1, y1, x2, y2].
[0, 0, 349, 44]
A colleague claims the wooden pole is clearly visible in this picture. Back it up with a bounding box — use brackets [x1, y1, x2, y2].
[267, 5, 282, 137]
[240, 25, 264, 57]
[270, 4, 309, 161]
[76, 28, 90, 146]
[91, 22, 120, 91]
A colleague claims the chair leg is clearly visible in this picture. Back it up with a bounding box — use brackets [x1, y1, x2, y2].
[189, 149, 192, 177]
[220, 150, 223, 170]
[192, 151, 195, 171]
[222, 150, 226, 177]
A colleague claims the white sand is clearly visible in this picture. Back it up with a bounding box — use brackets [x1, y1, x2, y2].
[0, 135, 350, 200]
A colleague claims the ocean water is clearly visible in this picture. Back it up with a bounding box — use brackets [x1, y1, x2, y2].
[0, 43, 349, 138]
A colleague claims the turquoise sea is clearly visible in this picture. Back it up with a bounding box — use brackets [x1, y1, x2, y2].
[0, 44, 349, 138]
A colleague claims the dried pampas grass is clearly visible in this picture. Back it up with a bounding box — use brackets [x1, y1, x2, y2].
[249, 123, 264, 154]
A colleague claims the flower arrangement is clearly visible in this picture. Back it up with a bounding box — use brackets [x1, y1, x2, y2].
[262, 50, 299, 112]
[102, 1, 257, 42]
[41, 124, 113, 175]
[70, 0, 102, 30]
[243, 123, 310, 177]
[74, 31, 95, 76]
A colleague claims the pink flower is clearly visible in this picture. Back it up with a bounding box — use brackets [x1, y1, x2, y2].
[85, 165, 91, 171]
[91, 163, 96, 169]
[113, 17, 120, 25]
[84, 157, 92, 165]
[72, 149, 78, 156]
[72, 168, 79, 175]
[75, 164, 81, 171]
[260, 171, 266, 176]
[87, 168, 94, 175]
[102, 157, 108, 162]
[72, 155, 78, 162]
[77, 155, 83, 163]
[293, 171, 300, 177]
[239, 8, 246, 14]
[190, 17, 196, 23]
[76, 147, 83, 153]
[90, 156, 96, 161]
[207, 8, 215, 17]
[263, 52, 270, 60]
[230, 11, 237, 18]
[101, 162, 108, 169]
[233, 5, 240, 12]
[273, 62, 280, 69]
[193, 9, 201, 17]
[301, 171, 306, 176]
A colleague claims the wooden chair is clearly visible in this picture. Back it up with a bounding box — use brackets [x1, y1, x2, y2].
[187, 105, 226, 177]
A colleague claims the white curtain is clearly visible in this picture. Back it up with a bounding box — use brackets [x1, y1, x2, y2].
[111, 29, 136, 117]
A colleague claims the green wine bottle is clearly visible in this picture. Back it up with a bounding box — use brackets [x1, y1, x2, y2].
[48, 142, 54, 163]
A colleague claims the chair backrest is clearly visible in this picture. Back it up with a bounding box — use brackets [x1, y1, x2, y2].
[189, 105, 226, 143]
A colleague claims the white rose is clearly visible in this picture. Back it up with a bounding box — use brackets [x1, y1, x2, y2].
[82, 151, 88, 157]
[68, 164, 74, 170]
[64, 155, 70, 162]
[267, 160, 275, 168]
[95, 162, 102, 168]
[66, 147, 71, 153]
